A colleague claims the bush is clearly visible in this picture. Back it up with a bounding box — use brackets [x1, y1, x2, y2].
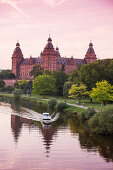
[48, 98, 57, 109]
[56, 102, 68, 112]
[88, 106, 113, 135]
[13, 89, 23, 100]
[5, 86, 14, 93]
[80, 107, 96, 121]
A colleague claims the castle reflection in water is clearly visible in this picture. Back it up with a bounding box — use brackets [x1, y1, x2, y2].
[11, 115, 56, 156]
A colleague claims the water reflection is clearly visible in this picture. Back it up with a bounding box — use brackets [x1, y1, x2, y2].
[68, 117, 113, 162]
[0, 97, 113, 167]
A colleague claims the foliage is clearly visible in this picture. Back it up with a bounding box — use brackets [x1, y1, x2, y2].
[61, 64, 65, 71]
[63, 81, 72, 97]
[79, 59, 113, 90]
[68, 69, 79, 83]
[5, 86, 14, 93]
[90, 80, 113, 105]
[33, 74, 57, 95]
[14, 80, 32, 94]
[48, 98, 57, 109]
[56, 102, 68, 112]
[52, 71, 68, 96]
[0, 70, 15, 79]
[13, 89, 23, 100]
[88, 106, 113, 135]
[30, 65, 43, 78]
[0, 79, 5, 88]
[43, 70, 51, 75]
[68, 83, 89, 102]
[80, 107, 96, 121]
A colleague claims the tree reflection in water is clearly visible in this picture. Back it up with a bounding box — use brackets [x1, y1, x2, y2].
[0, 96, 113, 163]
[68, 117, 113, 162]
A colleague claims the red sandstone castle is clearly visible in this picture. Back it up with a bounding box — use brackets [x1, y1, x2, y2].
[12, 37, 97, 80]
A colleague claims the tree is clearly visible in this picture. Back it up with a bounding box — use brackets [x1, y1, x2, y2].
[63, 81, 72, 97]
[13, 89, 23, 100]
[0, 79, 5, 88]
[30, 65, 43, 78]
[68, 83, 89, 103]
[33, 74, 56, 95]
[68, 69, 79, 83]
[61, 64, 65, 71]
[14, 80, 33, 94]
[79, 59, 113, 90]
[5, 86, 14, 93]
[52, 71, 68, 96]
[90, 80, 113, 105]
[0, 70, 15, 79]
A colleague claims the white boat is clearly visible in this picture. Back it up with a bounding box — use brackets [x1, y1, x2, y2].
[42, 112, 51, 124]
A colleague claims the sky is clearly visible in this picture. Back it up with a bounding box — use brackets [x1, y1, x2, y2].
[0, 0, 113, 69]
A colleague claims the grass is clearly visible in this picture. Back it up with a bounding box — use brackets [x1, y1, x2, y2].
[64, 105, 85, 114]
[0, 93, 112, 112]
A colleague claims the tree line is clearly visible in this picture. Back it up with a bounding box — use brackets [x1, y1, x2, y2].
[1, 59, 113, 104]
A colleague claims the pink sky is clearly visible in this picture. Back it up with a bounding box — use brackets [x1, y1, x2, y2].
[0, 0, 113, 69]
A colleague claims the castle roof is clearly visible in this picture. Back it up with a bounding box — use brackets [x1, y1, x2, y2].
[56, 57, 85, 65]
[20, 57, 43, 65]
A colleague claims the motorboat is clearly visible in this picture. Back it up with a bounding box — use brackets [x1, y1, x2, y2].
[42, 112, 51, 124]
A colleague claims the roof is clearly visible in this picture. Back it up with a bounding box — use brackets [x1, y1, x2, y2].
[20, 57, 43, 65]
[56, 57, 86, 65]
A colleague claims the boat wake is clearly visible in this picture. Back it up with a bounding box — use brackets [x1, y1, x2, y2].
[0, 102, 60, 123]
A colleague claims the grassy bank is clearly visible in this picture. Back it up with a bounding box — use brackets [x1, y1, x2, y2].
[1, 93, 113, 111]
[0, 93, 85, 113]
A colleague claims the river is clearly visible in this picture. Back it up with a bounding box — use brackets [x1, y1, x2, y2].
[0, 98, 113, 170]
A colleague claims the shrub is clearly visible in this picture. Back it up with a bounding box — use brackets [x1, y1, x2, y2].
[88, 106, 113, 135]
[5, 86, 14, 93]
[48, 98, 57, 109]
[13, 89, 23, 100]
[80, 107, 96, 121]
[56, 102, 68, 112]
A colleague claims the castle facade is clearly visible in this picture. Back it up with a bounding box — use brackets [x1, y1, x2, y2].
[12, 37, 97, 80]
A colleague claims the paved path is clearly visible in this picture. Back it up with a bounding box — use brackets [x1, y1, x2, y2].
[23, 95, 99, 111]
[66, 102, 88, 109]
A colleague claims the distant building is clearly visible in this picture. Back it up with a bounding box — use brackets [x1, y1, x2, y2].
[12, 37, 97, 80]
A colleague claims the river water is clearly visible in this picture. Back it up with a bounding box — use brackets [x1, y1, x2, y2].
[0, 98, 113, 170]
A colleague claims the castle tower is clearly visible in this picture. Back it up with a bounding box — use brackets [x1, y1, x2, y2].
[42, 37, 57, 71]
[12, 42, 23, 78]
[84, 42, 97, 63]
[55, 46, 61, 57]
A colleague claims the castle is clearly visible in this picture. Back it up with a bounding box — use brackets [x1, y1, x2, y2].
[12, 37, 97, 80]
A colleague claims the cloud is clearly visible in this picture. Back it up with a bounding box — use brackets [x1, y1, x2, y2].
[43, 0, 66, 7]
[0, 0, 23, 13]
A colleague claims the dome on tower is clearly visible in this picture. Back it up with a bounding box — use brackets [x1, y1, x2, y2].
[48, 37, 52, 42]
[89, 42, 93, 47]
[16, 42, 20, 47]
[56, 47, 59, 51]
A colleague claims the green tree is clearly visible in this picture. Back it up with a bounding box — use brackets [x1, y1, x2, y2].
[63, 81, 72, 97]
[13, 89, 23, 100]
[68, 69, 79, 83]
[52, 71, 68, 96]
[69, 83, 89, 103]
[30, 65, 43, 78]
[0, 79, 5, 88]
[15, 80, 32, 94]
[90, 80, 113, 105]
[0, 70, 15, 79]
[89, 106, 113, 135]
[61, 64, 65, 71]
[33, 74, 56, 95]
[79, 59, 113, 90]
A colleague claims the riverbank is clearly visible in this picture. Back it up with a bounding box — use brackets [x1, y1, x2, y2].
[0, 93, 85, 113]
[0, 93, 112, 113]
